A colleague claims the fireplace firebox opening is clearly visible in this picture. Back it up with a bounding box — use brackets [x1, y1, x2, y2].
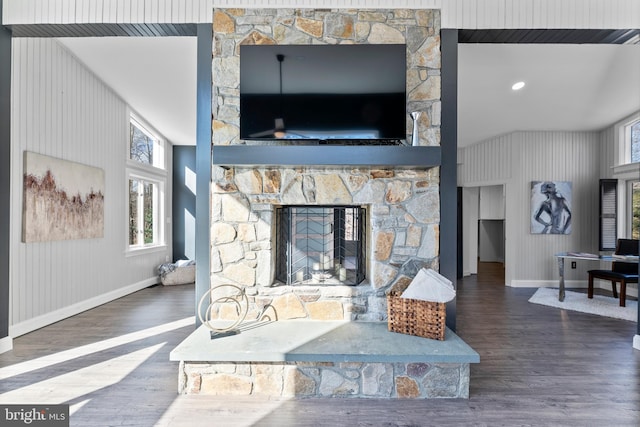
[276, 206, 366, 286]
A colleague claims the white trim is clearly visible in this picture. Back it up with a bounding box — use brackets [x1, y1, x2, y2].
[612, 162, 640, 180]
[508, 280, 587, 288]
[125, 244, 168, 257]
[0, 336, 13, 354]
[461, 179, 508, 188]
[634, 335, 640, 351]
[126, 159, 168, 178]
[8, 277, 159, 338]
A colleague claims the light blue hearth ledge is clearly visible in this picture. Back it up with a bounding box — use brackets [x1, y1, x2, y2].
[170, 320, 480, 364]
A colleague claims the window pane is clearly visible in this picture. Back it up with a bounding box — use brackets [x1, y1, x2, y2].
[631, 121, 640, 163]
[143, 182, 154, 244]
[130, 122, 154, 165]
[129, 178, 157, 247]
[129, 179, 138, 245]
[599, 179, 617, 251]
[633, 181, 640, 240]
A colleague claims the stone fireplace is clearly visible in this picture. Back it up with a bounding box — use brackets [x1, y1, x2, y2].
[171, 7, 479, 400]
[210, 7, 442, 322]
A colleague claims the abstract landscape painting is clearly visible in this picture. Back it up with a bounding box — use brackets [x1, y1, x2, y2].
[23, 151, 105, 242]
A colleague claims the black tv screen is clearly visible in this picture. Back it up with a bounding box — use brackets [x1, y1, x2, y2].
[240, 44, 406, 142]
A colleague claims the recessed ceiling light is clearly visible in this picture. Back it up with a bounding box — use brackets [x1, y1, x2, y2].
[512, 81, 525, 91]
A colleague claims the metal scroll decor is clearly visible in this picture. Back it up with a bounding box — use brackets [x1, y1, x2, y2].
[197, 284, 249, 334]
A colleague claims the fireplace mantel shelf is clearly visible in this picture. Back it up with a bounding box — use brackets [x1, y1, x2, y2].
[212, 145, 441, 168]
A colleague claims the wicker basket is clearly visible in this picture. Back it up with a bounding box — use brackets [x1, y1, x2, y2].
[386, 278, 446, 340]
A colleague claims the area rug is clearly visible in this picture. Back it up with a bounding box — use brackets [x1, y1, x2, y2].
[528, 287, 638, 322]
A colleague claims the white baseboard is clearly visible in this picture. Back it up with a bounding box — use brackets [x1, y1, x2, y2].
[9, 277, 159, 338]
[634, 335, 640, 351]
[509, 280, 587, 288]
[0, 336, 13, 354]
[508, 280, 638, 297]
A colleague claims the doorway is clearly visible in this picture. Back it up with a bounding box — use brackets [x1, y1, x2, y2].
[462, 185, 505, 283]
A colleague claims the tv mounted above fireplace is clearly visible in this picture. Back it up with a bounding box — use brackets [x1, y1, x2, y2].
[239, 44, 407, 142]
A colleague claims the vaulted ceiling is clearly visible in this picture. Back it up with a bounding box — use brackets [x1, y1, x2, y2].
[54, 29, 640, 148]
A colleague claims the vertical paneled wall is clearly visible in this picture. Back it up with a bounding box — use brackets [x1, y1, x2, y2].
[459, 131, 601, 286]
[2, 0, 213, 24]
[599, 125, 616, 180]
[9, 38, 171, 336]
[457, 133, 514, 185]
[441, 0, 640, 29]
[7, 1, 638, 30]
[511, 131, 600, 284]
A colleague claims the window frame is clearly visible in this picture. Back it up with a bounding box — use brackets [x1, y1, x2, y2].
[128, 115, 165, 171]
[125, 113, 168, 255]
[628, 116, 640, 164]
[613, 112, 640, 168]
[612, 111, 640, 241]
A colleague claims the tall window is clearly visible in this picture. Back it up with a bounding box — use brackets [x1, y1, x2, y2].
[627, 118, 640, 239]
[612, 115, 640, 241]
[127, 116, 166, 250]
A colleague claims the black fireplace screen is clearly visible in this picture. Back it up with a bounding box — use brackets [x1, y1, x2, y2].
[276, 206, 366, 286]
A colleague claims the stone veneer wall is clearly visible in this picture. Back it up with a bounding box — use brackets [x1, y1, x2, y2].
[210, 8, 442, 322]
[180, 361, 470, 399]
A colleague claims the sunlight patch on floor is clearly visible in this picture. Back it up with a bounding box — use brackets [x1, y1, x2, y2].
[0, 343, 164, 404]
[0, 317, 194, 381]
[69, 398, 91, 416]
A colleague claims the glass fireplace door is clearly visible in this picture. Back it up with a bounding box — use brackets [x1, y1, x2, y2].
[276, 206, 365, 286]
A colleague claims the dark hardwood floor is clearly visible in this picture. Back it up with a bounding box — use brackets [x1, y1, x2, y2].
[1, 267, 639, 426]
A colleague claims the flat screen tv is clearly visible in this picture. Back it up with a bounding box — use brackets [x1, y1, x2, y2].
[240, 44, 406, 142]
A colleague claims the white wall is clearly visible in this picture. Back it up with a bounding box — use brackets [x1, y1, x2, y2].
[480, 185, 504, 219]
[459, 131, 601, 287]
[462, 186, 478, 276]
[9, 38, 172, 337]
[478, 185, 504, 263]
[479, 220, 504, 263]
